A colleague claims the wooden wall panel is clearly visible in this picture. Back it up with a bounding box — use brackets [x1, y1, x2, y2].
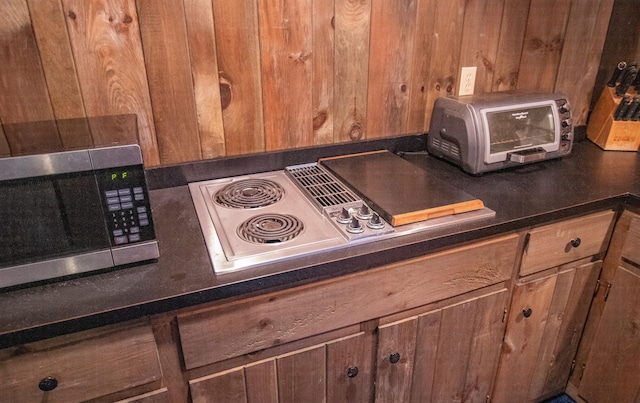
[0, 126, 9, 157]
[424, 0, 466, 127]
[366, 0, 418, 138]
[554, 0, 615, 125]
[492, 0, 530, 91]
[0, 1, 621, 166]
[62, 0, 159, 165]
[212, 0, 265, 156]
[516, 0, 572, 92]
[457, 0, 505, 95]
[334, 0, 371, 142]
[407, 0, 437, 133]
[28, 0, 92, 150]
[183, 0, 226, 159]
[259, 0, 313, 151]
[137, 0, 199, 165]
[312, 0, 334, 145]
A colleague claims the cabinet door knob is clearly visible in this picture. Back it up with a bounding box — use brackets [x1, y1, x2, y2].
[38, 376, 58, 392]
[347, 366, 359, 378]
[522, 308, 533, 318]
[389, 352, 401, 364]
[570, 237, 581, 248]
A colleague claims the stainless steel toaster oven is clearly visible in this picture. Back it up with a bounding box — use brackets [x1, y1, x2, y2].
[427, 91, 573, 174]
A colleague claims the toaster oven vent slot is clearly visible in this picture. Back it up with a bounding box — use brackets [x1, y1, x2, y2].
[285, 164, 359, 208]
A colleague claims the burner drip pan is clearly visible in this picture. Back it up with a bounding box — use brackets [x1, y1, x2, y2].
[238, 214, 304, 244]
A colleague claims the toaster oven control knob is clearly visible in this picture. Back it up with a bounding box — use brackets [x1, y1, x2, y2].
[346, 216, 365, 234]
[357, 205, 373, 220]
[559, 105, 569, 114]
[337, 207, 352, 224]
[367, 213, 386, 230]
[561, 118, 572, 128]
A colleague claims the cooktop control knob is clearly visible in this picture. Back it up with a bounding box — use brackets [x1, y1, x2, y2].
[337, 207, 352, 224]
[346, 216, 365, 234]
[367, 213, 385, 230]
[357, 205, 373, 220]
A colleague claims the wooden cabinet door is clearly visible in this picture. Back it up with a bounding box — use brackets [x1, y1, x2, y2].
[189, 332, 371, 403]
[579, 265, 640, 403]
[375, 289, 508, 403]
[493, 262, 601, 402]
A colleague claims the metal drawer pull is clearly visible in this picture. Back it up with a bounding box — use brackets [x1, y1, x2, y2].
[389, 352, 401, 364]
[347, 366, 359, 378]
[38, 376, 58, 392]
[522, 308, 533, 318]
[570, 237, 581, 248]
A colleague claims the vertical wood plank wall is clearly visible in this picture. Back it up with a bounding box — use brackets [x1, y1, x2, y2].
[0, 0, 617, 166]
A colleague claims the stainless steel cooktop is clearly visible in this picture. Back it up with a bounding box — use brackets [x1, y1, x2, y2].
[189, 162, 495, 274]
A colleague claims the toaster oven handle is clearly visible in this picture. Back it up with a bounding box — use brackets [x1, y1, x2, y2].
[507, 148, 547, 164]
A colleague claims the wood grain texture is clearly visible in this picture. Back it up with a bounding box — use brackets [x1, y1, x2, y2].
[212, 0, 265, 156]
[492, 274, 557, 403]
[137, 0, 200, 164]
[0, 0, 55, 125]
[259, 0, 313, 151]
[424, 0, 465, 127]
[334, 0, 371, 142]
[0, 125, 9, 156]
[244, 360, 278, 403]
[457, 0, 504, 94]
[276, 345, 326, 403]
[407, 0, 437, 132]
[183, 0, 226, 159]
[366, 0, 418, 138]
[62, 0, 159, 165]
[326, 332, 373, 403]
[579, 265, 640, 403]
[375, 317, 418, 403]
[520, 210, 615, 276]
[312, 0, 334, 145]
[516, 0, 572, 92]
[492, 0, 530, 91]
[177, 234, 518, 369]
[0, 324, 162, 403]
[554, 0, 615, 125]
[409, 309, 442, 401]
[190, 367, 247, 403]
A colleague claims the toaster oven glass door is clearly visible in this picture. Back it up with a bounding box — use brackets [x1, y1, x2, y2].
[0, 172, 110, 269]
[482, 102, 559, 164]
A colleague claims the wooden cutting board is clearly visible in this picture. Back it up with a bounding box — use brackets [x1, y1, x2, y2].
[320, 150, 484, 226]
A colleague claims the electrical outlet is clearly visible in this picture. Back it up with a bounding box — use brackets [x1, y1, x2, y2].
[459, 66, 477, 96]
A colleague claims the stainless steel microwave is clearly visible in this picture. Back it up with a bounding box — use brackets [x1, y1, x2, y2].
[0, 144, 159, 289]
[427, 92, 573, 174]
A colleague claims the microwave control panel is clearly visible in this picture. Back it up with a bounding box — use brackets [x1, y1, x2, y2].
[96, 165, 156, 248]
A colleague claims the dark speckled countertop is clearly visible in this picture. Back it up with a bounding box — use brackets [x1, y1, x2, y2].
[1, 137, 639, 348]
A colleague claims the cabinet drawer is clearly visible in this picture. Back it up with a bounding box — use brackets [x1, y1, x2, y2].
[178, 234, 518, 369]
[0, 324, 162, 403]
[520, 210, 615, 276]
[621, 211, 640, 265]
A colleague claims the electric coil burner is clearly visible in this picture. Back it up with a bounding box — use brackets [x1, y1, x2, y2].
[237, 214, 304, 244]
[189, 161, 496, 274]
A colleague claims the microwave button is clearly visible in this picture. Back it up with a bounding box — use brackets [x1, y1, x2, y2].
[118, 188, 131, 196]
[114, 235, 128, 245]
[133, 187, 144, 194]
[121, 201, 134, 209]
[139, 218, 150, 226]
[128, 233, 141, 242]
[134, 193, 145, 201]
[119, 195, 133, 203]
[137, 206, 147, 214]
[105, 190, 119, 198]
[108, 203, 122, 212]
[107, 197, 120, 205]
[113, 229, 124, 237]
[130, 226, 140, 234]
[138, 212, 148, 220]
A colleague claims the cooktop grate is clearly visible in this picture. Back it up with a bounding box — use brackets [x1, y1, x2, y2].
[214, 179, 284, 209]
[285, 163, 358, 208]
[237, 213, 304, 244]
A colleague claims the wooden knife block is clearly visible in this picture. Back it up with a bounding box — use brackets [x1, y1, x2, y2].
[587, 86, 640, 151]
